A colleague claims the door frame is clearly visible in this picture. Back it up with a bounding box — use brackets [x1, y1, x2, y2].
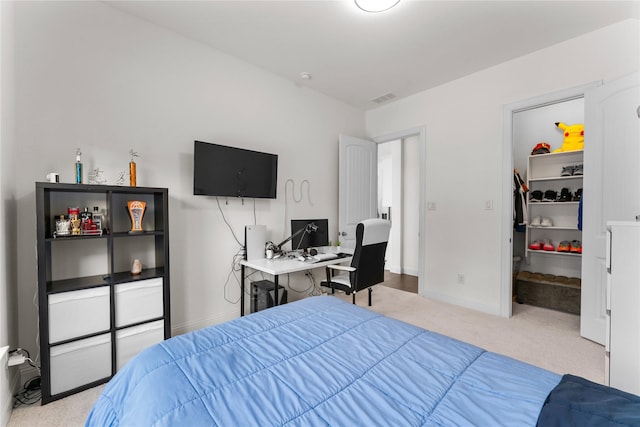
[500, 81, 601, 318]
[372, 126, 426, 296]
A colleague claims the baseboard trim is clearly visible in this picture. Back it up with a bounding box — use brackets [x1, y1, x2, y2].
[401, 267, 419, 277]
[423, 289, 501, 317]
[171, 308, 239, 337]
[387, 265, 418, 276]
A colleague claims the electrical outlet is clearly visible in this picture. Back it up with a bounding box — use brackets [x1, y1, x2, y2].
[457, 273, 465, 285]
[484, 200, 494, 210]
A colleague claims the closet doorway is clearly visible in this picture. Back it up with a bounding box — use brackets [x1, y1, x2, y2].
[501, 82, 598, 319]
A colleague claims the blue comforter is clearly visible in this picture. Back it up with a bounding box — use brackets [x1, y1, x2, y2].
[86, 296, 560, 426]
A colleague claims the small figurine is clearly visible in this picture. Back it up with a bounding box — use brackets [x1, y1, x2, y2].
[554, 122, 584, 152]
[115, 171, 127, 186]
[131, 259, 142, 275]
[88, 168, 106, 185]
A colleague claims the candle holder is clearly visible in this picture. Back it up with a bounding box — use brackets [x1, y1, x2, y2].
[127, 200, 146, 233]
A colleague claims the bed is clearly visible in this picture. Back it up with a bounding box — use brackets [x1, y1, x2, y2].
[86, 296, 640, 426]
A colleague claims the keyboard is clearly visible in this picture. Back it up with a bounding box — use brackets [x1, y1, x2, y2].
[303, 252, 340, 263]
[313, 253, 339, 261]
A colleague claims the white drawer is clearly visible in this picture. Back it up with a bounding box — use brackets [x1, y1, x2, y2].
[50, 333, 111, 395]
[115, 278, 164, 327]
[48, 287, 110, 343]
[116, 320, 165, 370]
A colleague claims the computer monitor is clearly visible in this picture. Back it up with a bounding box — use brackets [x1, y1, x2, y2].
[290, 219, 329, 251]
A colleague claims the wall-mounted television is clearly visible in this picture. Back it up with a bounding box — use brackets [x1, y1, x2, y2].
[193, 141, 278, 199]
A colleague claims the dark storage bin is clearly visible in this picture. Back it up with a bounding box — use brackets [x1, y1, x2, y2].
[515, 271, 581, 314]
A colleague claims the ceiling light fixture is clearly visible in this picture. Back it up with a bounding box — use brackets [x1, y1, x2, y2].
[354, 0, 400, 13]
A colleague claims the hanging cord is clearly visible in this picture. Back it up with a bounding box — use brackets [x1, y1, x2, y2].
[216, 197, 243, 247]
[291, 270, 322, 296]
[224, 248, 245, 304]
[285, 179, 313, 204]
[283, 179, 314, 242]
[253, 199, 257, 225]
[223, 249, 265, 304]
[215, 197, 247, 305]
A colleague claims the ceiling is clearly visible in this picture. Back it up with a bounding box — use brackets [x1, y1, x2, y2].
[106, 1, 639, 110]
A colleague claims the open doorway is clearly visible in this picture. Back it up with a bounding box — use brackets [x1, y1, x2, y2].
[377, 137, 419, 294]
[339, 127, 425, 296]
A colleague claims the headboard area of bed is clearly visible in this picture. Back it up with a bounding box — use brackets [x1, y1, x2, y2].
[86, 296, 640, 427]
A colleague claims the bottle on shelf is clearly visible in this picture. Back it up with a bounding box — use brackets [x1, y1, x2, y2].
[80, 207, 95, 234]
[92, 206, 103, 232]
[75, 148, 83, 184]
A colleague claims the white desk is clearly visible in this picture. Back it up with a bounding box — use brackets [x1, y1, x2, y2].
[239, 250, 352, 316]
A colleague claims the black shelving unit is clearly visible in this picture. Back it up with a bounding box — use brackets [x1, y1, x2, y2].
[35, 182, 170, 404]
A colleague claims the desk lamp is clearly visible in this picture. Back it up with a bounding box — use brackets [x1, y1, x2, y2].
[267, 223, 318, 258]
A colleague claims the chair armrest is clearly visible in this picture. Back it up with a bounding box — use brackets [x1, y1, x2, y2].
[327, 265, 356, 272]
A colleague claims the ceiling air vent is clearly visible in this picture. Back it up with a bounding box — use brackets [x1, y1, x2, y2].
[371, 92, 396, 104]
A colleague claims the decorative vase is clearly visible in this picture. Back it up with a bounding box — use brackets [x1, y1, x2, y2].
[127, 200, 146, 233]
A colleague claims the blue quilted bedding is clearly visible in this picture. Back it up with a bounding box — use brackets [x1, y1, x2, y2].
[86, 296, 560, 426]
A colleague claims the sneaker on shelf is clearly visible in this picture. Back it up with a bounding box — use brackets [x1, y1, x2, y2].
[570, 240, 582, 254]
[557, 241, 572, 252]
[530, 216, 542, 226]
[528, 240, 542, 250]
[540, 217, 553, 227]
[530, 190, 543, 202]
[542, 190, 557, 202]
[543, 240, 556, 251]
[573, 188, 582, 201]
[560, 166, 574, 177]
[572, 164, 583, 176]
[558, 188, 572, 202]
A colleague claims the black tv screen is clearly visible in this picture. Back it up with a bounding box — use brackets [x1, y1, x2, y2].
[193, 141, 278, 199]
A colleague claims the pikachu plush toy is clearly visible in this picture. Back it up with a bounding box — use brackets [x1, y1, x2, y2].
[554, 122, 584, 152]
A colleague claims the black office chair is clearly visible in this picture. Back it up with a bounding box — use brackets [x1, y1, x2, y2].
[321, 218, 391, 306]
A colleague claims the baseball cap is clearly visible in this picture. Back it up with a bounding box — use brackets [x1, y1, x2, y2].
[531, 142, 551, 155]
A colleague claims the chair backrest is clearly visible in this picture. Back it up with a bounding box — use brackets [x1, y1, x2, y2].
[350, 219, 391, 290]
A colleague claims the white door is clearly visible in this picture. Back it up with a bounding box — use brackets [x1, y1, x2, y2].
[338, 134, 377, 249]
[581, 73, 640, 344]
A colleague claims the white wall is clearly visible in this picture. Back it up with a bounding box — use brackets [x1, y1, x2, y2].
[11, 1, 364, 362]
[401, 135, 419, 276]
[1, 2, 19, 425]
[366, 19, 640, 315]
